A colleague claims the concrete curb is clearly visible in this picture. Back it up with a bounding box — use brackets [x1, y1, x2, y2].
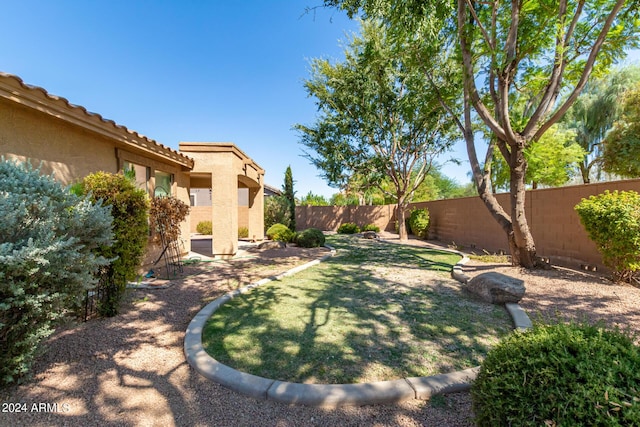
[184, 242, 532, 407]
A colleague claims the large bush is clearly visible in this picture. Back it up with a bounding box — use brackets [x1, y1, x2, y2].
[408, 208, 430, 239]
[296, 228, 326, 248]
[264, 195, 292, 231]
[77, 172, 149, 316]
[575, 190, 640, 282]
[472, 321, 640, 426]
[0, 160, 113, 385]
[266, 223, 296, 243]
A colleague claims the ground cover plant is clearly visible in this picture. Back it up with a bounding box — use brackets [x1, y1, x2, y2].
[203, 235, 512, 384]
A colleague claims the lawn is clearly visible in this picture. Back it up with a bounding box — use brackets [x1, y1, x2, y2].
[202, 234, 512, 384]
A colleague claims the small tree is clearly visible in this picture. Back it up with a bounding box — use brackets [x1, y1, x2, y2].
[264, 195, 291, 231]
[77, 172, 149, 316]
[575, 190, 640, 283]
[299, 191, 329, 206]
[296, 20, 455, 241]
[0, 160, 113, 385]
[283, 166, 296, 230]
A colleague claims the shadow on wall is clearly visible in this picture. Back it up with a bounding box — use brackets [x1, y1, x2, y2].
[296, 205, 396, 232]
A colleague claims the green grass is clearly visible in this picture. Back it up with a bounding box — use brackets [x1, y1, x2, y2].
[202, 235, 512, 384]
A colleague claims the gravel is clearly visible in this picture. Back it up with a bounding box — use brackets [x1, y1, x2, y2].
[1, 236, 639, 426]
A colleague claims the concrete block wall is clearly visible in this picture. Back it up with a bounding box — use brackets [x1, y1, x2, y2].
[296, 179, 640, 270]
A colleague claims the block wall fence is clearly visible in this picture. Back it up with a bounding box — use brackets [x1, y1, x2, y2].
[296, 179, 640, 271]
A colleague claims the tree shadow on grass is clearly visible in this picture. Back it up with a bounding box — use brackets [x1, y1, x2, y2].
[0, 244, 478, 427]
[203, 238, 511, 384]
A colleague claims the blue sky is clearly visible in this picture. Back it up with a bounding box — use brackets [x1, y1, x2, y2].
[2, 1, 638, 198]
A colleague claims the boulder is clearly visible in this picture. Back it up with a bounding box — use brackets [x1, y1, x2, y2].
[362, 231, 378, 239]
[258, 241, 286, 250]
[465, 272, 525, 304]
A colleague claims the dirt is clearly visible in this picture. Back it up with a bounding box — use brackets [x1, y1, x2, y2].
[1, 235, 638, 426]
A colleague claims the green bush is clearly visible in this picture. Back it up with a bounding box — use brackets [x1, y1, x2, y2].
[264, 195, 292, 231]
[575, 190, 640, 282]
[296, 228, 326, 248]
[337, 222, 360, 234]
[197, 221, 213, 235]
[362, 223, 380, 232]
[0, 160, 113, 385]
[266, 223, 296, 242]
[472, 321, 640, 426]
[238, 226, 249, 239]
[408, 208, 430, 239]
[77, 172, 149, 316]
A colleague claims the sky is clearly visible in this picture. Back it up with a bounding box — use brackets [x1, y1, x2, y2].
[2, 1, 639, 199]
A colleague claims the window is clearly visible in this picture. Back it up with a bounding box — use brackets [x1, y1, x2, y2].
[154, 171, 173, 197]
[123, 161, 149, 192]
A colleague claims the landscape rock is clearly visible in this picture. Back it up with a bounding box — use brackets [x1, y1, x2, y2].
[258, 241, 286, 250]
[362, 231, 378, 239]
[465, 272, 525, 304]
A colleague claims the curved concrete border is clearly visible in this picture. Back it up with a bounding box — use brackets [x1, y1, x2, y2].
[184, 242, 532, 407]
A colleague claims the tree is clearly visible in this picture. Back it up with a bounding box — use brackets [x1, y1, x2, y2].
[563, 66, 640, 183]
[296, 20, 455, 240]
[491, 125, 584, 191]
[299, 191, 329, 206]
[602, 81, 640, 177]
[326, 0, 640, 267]
[283, 166, 296, 230]
[264, 195, 291, 230]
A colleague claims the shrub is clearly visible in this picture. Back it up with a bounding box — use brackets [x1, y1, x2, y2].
[150, 196, 190, 243]
[0, 160, 113, 385]
[196, 220, 213, 235]
[472, 321, 640, 426]
[296, 228, 326, 248]
[575, 190, 640, 282]
[264, 195, 292, 231]
[77, 172, 149, 316]
[238, 226, 249, 239]
[338, 222, 360, 234]
[266, 223, 296, 242]
[408, 208, 430, 239]
[362, 223, 380, 232]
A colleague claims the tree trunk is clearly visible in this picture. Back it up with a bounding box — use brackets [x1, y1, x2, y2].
[397, 203, 409, 241]
[580, 162, 591, 184]
[508, 147, 537, 268]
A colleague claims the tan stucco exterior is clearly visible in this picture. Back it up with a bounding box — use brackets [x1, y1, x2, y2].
[179, 142, 264, 258]
[0, 72, 263, 265]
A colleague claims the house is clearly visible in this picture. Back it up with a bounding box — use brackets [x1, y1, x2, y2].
[0, 72, 264, 263]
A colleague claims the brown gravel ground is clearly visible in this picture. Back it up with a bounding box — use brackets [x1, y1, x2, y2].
[1, 235, 639, 427]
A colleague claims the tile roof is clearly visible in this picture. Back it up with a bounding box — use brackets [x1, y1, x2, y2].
[0, 72, 194, 169]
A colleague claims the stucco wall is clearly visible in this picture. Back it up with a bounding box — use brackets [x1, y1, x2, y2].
[190, 206, 249, 234]
[296, 179, 640, 270]
[0, 98, 193, 271]
[0, 101, 118, 182]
